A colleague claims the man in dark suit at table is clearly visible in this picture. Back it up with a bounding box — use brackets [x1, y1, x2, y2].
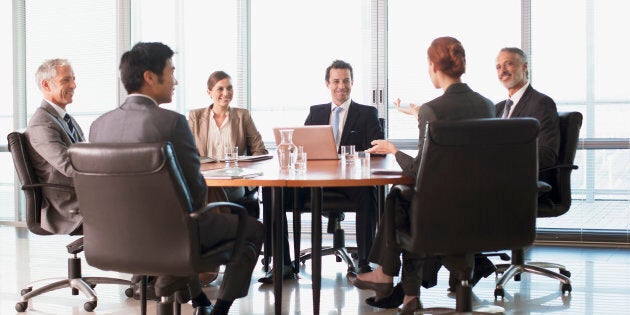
[495, 47, 560, 184]
[258, 59, 383, 283]
[25, 58, 84, 235]
[89, 42, 264, 315]
[304, 59, 384, 273]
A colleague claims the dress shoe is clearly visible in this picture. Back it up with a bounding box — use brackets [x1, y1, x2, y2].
[396, 297, 422, 315]
[257, 265, 298, 284]
[347, 273, 393, 301]
[366, 282, 404, 309]
[192, 304, 213, 315]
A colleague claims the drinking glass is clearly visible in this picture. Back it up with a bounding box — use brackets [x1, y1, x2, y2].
[341, 145, 357, 165]
[224, 145, 239, 168]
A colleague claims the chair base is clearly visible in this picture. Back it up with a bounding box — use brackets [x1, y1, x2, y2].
[16, 276, 133, 312]
[494, 262, 572, 299]
[298, 245, 357, 273]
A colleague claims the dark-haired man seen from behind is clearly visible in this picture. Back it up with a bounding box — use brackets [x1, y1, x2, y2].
[495, 47, 560, 185]
[25, 58, 84, 235]
[89, 42, 264, 315]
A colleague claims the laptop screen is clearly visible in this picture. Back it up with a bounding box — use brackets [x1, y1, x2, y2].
[272, 125, 339, 160]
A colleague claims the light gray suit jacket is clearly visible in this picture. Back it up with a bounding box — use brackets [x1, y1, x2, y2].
[25, 100, 85, 234]
[89, 95, 208, 210]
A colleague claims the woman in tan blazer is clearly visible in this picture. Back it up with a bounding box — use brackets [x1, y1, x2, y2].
[188, 70, 268, 286]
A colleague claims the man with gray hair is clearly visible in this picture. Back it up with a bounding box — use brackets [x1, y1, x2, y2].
[25, 58, 85, 234]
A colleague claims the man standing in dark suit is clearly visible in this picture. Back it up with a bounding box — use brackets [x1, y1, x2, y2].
[89, 42, 264, 315]
[305, 60, 384, 272]
[495, 47, 560, 175]
[25, 59, 84, 235]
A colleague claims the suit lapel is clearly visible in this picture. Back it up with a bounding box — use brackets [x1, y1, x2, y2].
[511, 85, 534, 118]
[40, 101, 77, 143]
[229, 107, 241, 148]
[340, 101, 358, 144]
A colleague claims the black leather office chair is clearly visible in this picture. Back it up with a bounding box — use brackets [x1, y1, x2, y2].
[391, 118, 540, 313]
[7, 131, 133, 312]
[494, 111, 582, 298]
[68, 142, 249, 315]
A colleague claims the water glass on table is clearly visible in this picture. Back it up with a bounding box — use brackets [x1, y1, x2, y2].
[341, 145, 357, 165]
[293, 146, 307, 174]
[224, 145, 239, 168]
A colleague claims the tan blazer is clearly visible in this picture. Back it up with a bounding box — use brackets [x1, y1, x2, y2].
[24, 101, 85, 234]
[188, 105, 268, 157]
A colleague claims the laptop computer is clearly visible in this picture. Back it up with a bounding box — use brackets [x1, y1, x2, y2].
[273, 125, 339, 160]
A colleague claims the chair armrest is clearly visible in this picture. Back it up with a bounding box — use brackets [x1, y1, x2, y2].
[539, 164, 578, 173]
[538, 181, 552, 193]
[22, 183, 75, 192]
[190, 201, 249, 263]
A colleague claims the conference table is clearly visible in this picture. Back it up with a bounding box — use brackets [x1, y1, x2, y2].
[201, 154, 413, 315]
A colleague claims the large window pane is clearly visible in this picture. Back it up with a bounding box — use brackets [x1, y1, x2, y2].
[250, 0, 371, 140]
[1, 0, 13, 143]
[132, 0, 239, 115]
[387, 0, 521, 140]
[25, 0, 117, 134]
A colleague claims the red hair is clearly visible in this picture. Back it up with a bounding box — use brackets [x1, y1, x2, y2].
[427, 37, 466, 78]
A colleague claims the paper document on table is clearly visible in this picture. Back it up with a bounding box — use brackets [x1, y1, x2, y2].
[202, 167, 263, 179]
[371, 169, 404, 175]
[214, 154, 274, 162]
[199, 156, 218, 163]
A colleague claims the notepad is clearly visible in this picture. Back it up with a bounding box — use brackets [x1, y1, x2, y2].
[202, 167, 263, 179]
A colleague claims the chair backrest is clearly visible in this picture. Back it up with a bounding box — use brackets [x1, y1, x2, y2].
[537, 111, 583, 217]
[402, 118, 540, 256]
[7, 131, 52, 235]
[69, 142, 207, 276]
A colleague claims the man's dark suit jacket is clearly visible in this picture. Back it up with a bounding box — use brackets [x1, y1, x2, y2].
[394, 83, 495, 179]
[495, 85, 560, 170]
[304, 100, 384, 151]
[25, 101, 85, 234]
[89, 95, 207, 210]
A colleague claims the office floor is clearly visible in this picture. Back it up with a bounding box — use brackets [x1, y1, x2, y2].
[1, 226, 629, 315]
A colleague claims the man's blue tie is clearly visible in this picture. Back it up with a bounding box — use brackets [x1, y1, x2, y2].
[332, 106, 343, 143]
[63, 114, 78, 143]
[501, 99, 513, 119]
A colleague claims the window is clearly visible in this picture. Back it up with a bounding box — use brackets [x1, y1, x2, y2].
[250, 0, 372, 140]
[387, 0, 521, 139]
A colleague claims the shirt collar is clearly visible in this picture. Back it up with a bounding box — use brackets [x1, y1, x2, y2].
[330, 98, 351, 112]
[43, 99, 68, 118]
[127, 93, 158, 106]
[508, 81, 529, 105]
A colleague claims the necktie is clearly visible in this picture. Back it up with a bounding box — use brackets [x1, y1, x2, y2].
[501, 99, 513, 119]
[331, 106, 343, 143]
[63, 114, 78, 143]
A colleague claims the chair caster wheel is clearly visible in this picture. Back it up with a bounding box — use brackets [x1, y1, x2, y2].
[15, 301, 28, 312]
[20, 287, 32, 296]
[84, 301, 97, 312]
[494, 288, 505, 299]
[561, 283, 572, 294]
[125, 287, 134, 298]
[560, 269, 571, 278]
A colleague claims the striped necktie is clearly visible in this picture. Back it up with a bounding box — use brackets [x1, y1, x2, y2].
[63, 114, 78, 143]
[501, 99, 513, 119]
